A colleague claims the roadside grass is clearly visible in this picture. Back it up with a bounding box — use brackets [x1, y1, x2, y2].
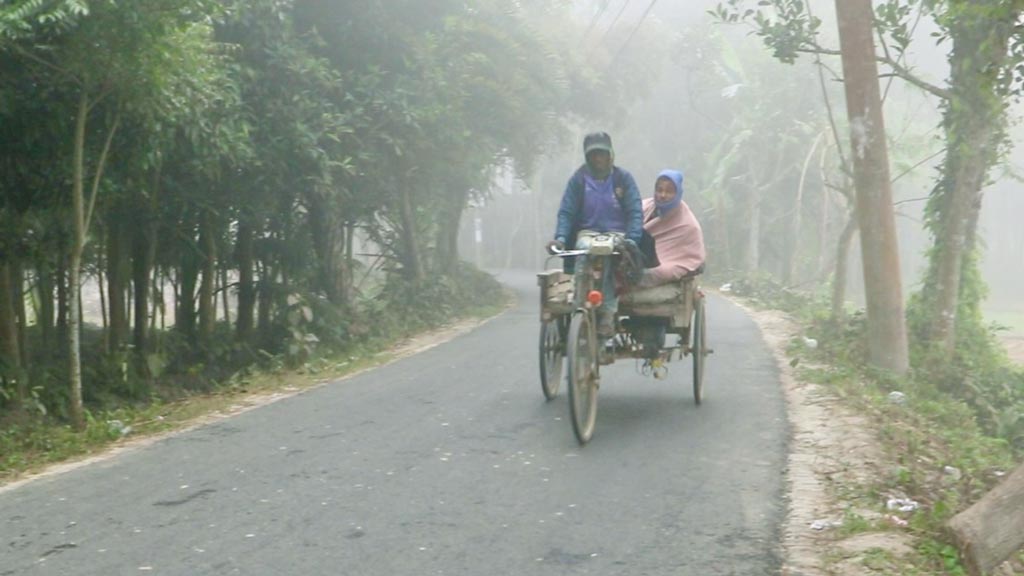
[722, 274, 1023, 575]
[0, 273, 512, 486]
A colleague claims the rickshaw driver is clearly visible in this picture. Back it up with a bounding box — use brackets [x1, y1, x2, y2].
[546, 132, 644, 338]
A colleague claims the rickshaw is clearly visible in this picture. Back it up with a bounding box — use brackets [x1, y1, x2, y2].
[537, 234, 709, 444]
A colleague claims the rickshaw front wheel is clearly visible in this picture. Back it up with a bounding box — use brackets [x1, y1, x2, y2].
[567, 310, 599, 444]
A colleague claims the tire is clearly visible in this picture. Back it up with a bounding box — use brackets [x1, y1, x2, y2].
[567, 310, 599, 444]
[692, 297, 707, 405]
[539, 318, 564, 400]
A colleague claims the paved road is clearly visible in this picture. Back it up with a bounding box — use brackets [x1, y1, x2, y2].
[1, 271, 788, 575]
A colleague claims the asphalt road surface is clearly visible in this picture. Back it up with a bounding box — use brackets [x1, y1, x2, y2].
[1, 270, 788, 575]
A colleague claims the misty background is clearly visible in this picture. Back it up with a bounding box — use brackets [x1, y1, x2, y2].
[457, 0, 1023, 327]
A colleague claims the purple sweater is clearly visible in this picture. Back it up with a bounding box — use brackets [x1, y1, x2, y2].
[578, 172, 626, 233]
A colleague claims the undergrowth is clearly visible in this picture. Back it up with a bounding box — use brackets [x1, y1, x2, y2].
[724, 273, 1023, 575]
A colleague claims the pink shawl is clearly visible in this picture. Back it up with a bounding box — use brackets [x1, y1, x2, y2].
[641, 197, 706, 284]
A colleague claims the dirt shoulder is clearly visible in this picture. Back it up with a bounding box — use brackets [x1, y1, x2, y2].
[731, 299, 917, 576]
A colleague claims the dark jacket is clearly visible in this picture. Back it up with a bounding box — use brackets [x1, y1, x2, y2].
[554, 165, 643, 246]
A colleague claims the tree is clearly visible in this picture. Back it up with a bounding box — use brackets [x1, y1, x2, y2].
[8, 0, 225, 428]
[716, 0, 1024, 355]
[912, 0, 1023, 352]
[832, 0, 910, 373]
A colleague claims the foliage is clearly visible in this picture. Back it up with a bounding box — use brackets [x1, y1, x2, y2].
[0, 0, 603, 439]
[729, 272, 1020, 574]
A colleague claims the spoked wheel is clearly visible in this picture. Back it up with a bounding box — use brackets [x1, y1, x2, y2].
[691, 295, 707, 405]
[539, 317, 565, 400]
[567, 310, 599, 444]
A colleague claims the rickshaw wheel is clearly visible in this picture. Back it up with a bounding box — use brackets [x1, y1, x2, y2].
[567, 310, 598, 444]
[539, 317, 564, 400]
[691, 296, 707, 405]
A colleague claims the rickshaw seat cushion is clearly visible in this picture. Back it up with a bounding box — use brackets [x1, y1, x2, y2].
[620, 282, 689, 306]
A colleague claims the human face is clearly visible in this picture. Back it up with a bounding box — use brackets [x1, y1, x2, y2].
[586, 150, 611, 175]
[655, 177, 676, 204]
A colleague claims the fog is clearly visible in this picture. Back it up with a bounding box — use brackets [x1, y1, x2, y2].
[459, 0, 1024, 330]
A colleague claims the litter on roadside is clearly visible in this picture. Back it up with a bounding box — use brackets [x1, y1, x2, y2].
[886, 497, 919, 512]
[810, 519, 842, 531]
[887, 391, 907, 405]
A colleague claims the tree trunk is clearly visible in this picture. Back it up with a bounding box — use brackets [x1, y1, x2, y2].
[132, 217, 152, 353]
[788, 133, 824, 285]
[397, 187, 424, 282]
[0, 262, 23, 400]
[236, 220, 255, 341]
[198, 212, 217, 343]
[106, 216, 127, 352]
[921, 7, 1013, 351]
[948, 462, 1024, 576]
[436, 190, 467, 275]
[746, 188, 761, 273]
[834, 0, 909, 374]
[257, 261, 272, 333]
[177, 237, 200, 345]
[716, 189, 733, 271]
[133, 163, 160, 354]
[817, 149, 832, 279]
[305, 193, 348, 306]
[68, 91, 88, 430]
[220, 264, 230, 325]
[344, 222, 355, 305]
[831, 212, 858, 323]
[13, 261, 28, 369]
[68, 92, 119, 430]
[38, 259, 55, 354]
[57, 252, 68, 350]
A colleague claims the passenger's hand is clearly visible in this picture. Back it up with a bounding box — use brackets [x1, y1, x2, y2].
[546, 239, 565, 254]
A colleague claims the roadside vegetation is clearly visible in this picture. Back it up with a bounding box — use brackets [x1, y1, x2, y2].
[0, 1, 649, 481]
[723, 274, 1023, 574]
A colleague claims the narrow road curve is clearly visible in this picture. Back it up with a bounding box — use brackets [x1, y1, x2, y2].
[1, 270, 788, 575]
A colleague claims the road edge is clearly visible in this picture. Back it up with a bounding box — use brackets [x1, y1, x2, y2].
[0, 293, 516, 495]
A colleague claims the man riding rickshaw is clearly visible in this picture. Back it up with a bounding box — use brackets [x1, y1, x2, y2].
[539, 132, 709, 444]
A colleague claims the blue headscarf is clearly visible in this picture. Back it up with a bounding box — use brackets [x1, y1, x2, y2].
[655, 169, 684, 216]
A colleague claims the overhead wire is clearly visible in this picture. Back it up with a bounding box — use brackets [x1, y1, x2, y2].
[582, 0, 612, 40]
[609, 0, 660, 64]
[594, 0, 632, 46]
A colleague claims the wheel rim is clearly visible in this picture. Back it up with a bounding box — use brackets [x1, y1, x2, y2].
[539, 319, 563, 400]
[568, 311, 598, 444]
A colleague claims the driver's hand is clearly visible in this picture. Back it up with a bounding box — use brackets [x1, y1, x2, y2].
[546, 239, 565, 254]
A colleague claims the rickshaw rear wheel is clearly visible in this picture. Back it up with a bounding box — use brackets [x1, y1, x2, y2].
[567, 310, 598, 444]
[539, 317, 564, 400]
[691, 296, 707, 405]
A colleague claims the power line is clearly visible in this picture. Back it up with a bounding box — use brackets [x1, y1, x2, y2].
[582, 1, 612, 40]
[609, 0, 659, 64]
[595, 0, 632, 46]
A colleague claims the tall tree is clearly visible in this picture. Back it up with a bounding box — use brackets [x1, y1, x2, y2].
[834, 0, 909, 373]
[914, 0, 1022, 352]
[8, 0, 224, 428]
